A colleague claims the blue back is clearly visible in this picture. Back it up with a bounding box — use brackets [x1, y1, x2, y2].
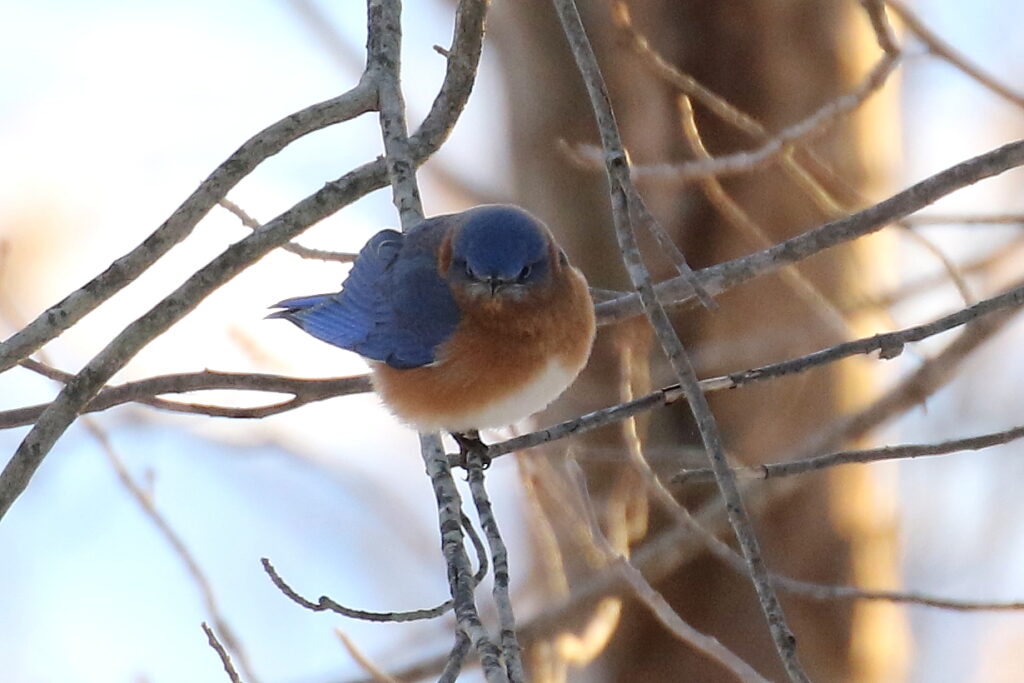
[270, 217, 460, 369]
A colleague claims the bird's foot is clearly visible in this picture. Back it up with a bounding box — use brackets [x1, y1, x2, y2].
[451, 430, 491, 471]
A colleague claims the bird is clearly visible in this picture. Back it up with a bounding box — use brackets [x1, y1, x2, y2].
[270, 204, 596, 440]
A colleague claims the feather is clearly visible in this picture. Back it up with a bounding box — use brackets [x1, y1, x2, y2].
[269, 223, 461, 369]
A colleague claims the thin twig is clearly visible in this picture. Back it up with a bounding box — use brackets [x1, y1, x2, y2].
[285, 0, 367, 74]
[334, 629, 400, 683]
[615, 55, 899, 183]
[219, 199, 357, 262]
[595, 138, 1024, 325]
[87, 422, 262, 681]
[438, 631, 473, 683]
[0, 83, 378, 375]
[2, 361, 372, 428]
[371, 1, 508, 680]
[844, 235, 1024, 312]
[262, 557, 454, 621]
[550, 0, 807, 679]
[885, 0, 1024, 110]
[203, 622, 244, 683]
[567, 461, 771, 683]
[419, 433, 508, 682]
[860, 0, 900, 56]
[903, 213, 1024, 226]
[466, 449, 525, 682]
[675, 423, 1024, 484]
[898, 226, 973, 307]
[676, 94, 851, 341]
[0, 0, 489, 522]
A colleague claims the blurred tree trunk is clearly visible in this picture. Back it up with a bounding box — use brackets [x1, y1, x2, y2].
[491, 1, 899, 681]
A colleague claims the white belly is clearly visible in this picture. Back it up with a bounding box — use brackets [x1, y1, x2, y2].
[433, 359, 578, 432]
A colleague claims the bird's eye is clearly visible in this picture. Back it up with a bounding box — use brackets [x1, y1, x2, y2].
[464, 261, 476, 280]
[517, 265, 532, 282]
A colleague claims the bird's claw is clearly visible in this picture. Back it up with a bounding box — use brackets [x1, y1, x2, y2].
[451, 431, 492, 472]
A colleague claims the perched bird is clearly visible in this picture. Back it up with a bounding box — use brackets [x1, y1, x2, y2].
[270, 204, 595, 435]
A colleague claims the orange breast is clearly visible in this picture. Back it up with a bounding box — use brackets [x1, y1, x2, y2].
[371, 263, 595, 432]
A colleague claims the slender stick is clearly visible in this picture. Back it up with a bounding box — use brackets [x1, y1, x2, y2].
[466, 449, 525, 682]
[420, 433, 508, 682]
[0, 0, 489, 524]
[550, 1, 808, 680]
[595, 138, 1024, 325]
[675, 422, 1024, 483]
[370, 2, 509, 679]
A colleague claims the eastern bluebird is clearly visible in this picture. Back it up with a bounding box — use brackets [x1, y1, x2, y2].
[270, 205, 595, 435]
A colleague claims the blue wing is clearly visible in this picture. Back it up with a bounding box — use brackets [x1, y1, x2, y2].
[270, 222, 460, 369]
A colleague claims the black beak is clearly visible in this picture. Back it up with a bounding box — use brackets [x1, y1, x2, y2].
[487, 277, 502, 296]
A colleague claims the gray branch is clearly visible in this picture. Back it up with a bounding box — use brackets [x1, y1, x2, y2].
[0, 84, 377, 375]
[596, 137, 1024, 326]
[0, 0, 488, 523]
[550, 1, 808, 679]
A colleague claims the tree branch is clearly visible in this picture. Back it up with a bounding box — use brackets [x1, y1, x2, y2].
[676, 421, 1024, 484]
[0, 0, 488, 523]
[551, 0, 807, 679]
[2, 361, 372, 428]
[595, 137, 1024, 326]
[885, 0, 1024, 109]
[0, 83, 377, 375]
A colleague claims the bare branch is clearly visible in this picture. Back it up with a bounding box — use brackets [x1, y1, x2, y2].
[86, 420, 261, 682]
[219, 199, 357, 262]
[438, 631, 473, 683]
[0, 0, 488, 523]
[369, 0, 424, 229]
[262, 557, 454, 622]
[419, 433, 508, 682]
[815, 303, 1020, 454]
[1, 362, 372, 428]
[886, 0, 1024, 109]
[903, 213, 1024, 226]
[595, 138, 1024, 326]
[860, 0, 900, 56]
[0, 82, 377, 375]
[466, 450, 525, 682]
[567, 462, 771, 683]
[334, 629, 399, 683]
[714, 279, 1024, 388]
[622, 55, 899, 183]
[203, 622, 244, 683]
[676, 423, 1024, 484]
[551, 0, 807, 679]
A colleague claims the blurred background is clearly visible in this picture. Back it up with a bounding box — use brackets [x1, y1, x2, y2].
[2, 1, 1024, 681]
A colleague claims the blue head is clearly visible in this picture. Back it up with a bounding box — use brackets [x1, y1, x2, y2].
[447, 205, 555, 299]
